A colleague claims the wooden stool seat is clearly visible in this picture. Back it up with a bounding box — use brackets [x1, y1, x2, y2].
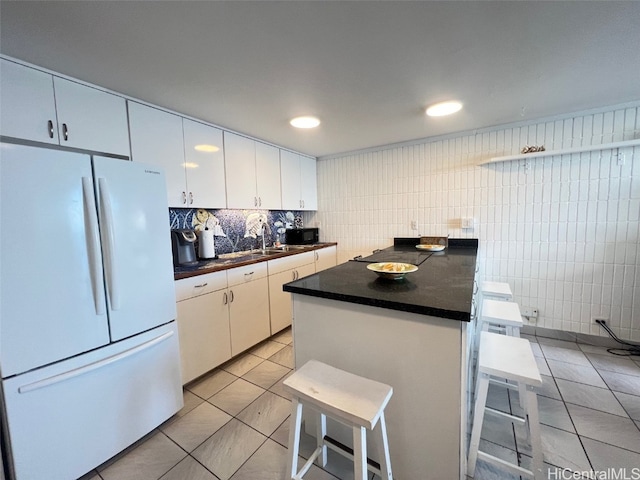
[283, 360, 393, 480]
[468, 332, 543, 480]
[481, 281, 513, 301]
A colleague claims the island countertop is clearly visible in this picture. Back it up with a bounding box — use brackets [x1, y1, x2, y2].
[283, 238, 478, 321]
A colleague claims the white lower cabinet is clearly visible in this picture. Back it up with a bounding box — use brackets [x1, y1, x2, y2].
[267, 251, 315, 334]
[227, 263, 271, 356]
[314, 245, 337, 272]
[175, 271, 231, 384]
[174, 248, 336, 383]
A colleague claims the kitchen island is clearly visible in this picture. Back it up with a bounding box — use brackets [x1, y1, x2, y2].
[283, 238, 478, 480]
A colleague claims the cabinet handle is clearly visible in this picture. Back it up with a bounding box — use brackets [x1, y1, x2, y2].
[229, 290, 234, 303]
[258, 196, 262, 207]
[47, 120, 54, 139]
[315, 251, 319, 261]
[302, 200, 305, 208]
[244, 271, 254, 278]
[292, 271, 296, 281]
[223, 292, 228, 305]
[254, 197, 258, 207]
[189, 192, 194, 204]
[182, 191, 187, 204]
[62, 123, 69, 141]
[195, 283, 208, 288]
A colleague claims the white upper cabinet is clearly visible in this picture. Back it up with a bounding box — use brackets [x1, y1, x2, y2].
[128, 102, 187, 207]
[224, 132, 257, 209]
[0, 59, 58, 144]
[224, 132, 282, 210]
[281, 150, 317, 210]
[52, 77, 129, 156]
[0, 59, 129, 156]
[255, 141, 281, 210]
[300, 154, 318, 210]
[182, 119, 226, 208]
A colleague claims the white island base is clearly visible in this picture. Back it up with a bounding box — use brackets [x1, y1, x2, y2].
[291, 294, 471, 480]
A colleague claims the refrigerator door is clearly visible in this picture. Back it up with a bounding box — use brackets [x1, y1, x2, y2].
[0, 143, 110, 377]
[2, 323, 183, 480]
[92, 157, 177, 340]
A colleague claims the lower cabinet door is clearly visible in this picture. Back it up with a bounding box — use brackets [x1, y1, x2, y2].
[176, 290, 232, 384]
[268, 263, 316, 334]
[229, 277, 270, 356]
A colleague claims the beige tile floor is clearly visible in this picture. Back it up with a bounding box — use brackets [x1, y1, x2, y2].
[78, 329, 640, 480]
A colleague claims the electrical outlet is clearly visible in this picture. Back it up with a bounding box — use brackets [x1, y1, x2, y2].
[410, 220, 417, 230]
[521, 307, 538, 318]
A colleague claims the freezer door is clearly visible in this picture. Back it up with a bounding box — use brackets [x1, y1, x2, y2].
[0, 143, 110, 377]
[2, 323, 183, 480]
[92, 157, 177, 340]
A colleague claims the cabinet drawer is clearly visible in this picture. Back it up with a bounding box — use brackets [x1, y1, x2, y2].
[267, 251, 314, 276]
[175, 270, 227, 301]
[227, 262, 268, 287]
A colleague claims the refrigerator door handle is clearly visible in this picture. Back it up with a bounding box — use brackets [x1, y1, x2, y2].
[17, 331, 175, 394]
[82, 177, 106, 316]
[98, 177, 121, 310]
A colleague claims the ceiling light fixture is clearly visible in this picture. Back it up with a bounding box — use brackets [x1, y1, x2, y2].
[426, 101, 463, 117]
[290, 116, 320, 129]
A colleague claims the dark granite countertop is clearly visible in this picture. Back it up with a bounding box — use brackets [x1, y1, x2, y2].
[174, 243, 337, 280]
[283, 238, 478, 322]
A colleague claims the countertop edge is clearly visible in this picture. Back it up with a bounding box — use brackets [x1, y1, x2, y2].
[174, 243, 338, 280]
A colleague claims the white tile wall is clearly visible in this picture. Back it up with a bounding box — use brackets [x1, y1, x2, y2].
[305, 104, 640, 342]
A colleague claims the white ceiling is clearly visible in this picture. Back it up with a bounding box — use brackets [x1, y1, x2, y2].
[1, 1, 639, 158]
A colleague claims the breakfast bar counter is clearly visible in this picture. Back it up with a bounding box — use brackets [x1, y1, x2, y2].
[283, 238, 478, 480]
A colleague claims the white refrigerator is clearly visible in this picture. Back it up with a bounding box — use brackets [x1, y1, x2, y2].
[0, 143, 183, 480]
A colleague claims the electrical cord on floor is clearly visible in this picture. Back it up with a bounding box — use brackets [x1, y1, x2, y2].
[595, 319, 640, 357]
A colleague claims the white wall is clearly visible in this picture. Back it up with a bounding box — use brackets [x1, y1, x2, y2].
[305, 103, 640, 341]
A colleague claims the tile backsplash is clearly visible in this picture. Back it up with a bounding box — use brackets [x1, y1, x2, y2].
[169, 208, 303, 255]
[305, 102, 640, 342]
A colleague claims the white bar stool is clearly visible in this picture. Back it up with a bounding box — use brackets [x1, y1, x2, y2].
[283, 360, 393, 480]
[480, 281, 513, 301]
[481, 299, 523, 337]
[468, 332, 543, 480]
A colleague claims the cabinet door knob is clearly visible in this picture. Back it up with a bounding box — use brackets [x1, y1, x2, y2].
[47, 120, 54, 139]
[62, 123, 69, 141]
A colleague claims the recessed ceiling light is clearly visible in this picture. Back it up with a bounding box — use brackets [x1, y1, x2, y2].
[426, 101, 463, 117]
[290, 116, 321, 129]
[194, 144, 220, 153]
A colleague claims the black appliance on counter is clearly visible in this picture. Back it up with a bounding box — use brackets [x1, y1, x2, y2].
[285, 227, 319, 245]
[171, 229, 198, 266]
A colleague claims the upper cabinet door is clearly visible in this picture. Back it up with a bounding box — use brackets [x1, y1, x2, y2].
[300, 155, 317, 210]
[182, 119, 226, 209]
[53, 77, 129, 156]
[0, 59, 59, 144]
[280, 150, 301, 210]
[128, 102, 187, 208]
[255, 141, 281, 210]
[224, 132, 257, 209]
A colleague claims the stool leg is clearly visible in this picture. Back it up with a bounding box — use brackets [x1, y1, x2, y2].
[353, 425, 368, 480]
[467, 372, 489, 477]
[286, 398, 303, 480]
[316, 411, 327, 467]
[377, 412, 393, 480]
[526, 387, 543, 480]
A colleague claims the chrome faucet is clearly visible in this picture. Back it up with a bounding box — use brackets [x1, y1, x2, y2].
[257, 224, 266, 250]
